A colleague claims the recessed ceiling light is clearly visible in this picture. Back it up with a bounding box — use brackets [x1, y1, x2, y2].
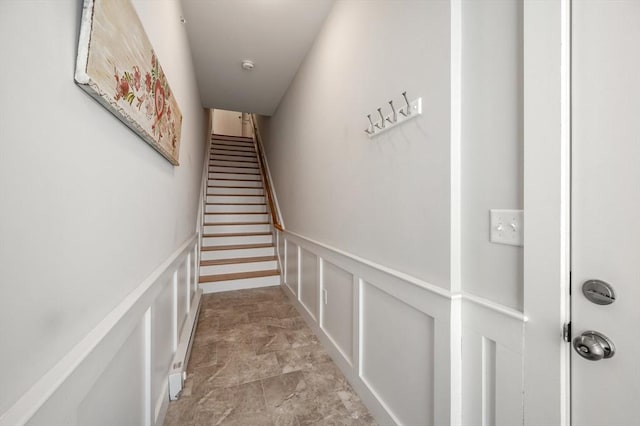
[241, 60, 255, 71]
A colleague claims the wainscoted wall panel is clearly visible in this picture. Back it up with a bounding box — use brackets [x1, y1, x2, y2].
[320, 261, 355, 365]
[177, 262, 188, 332]
[285, 240, 299, 296]
[76, 321, 146, 426]
[277, 230, 526, 426]
[461, 296, 525, 426]
[361, 281, 435, 425]
[152, 279, 176, 413]
[276, 232, 285, 272]
[299, 248, 319, 320]
[278, 230, 452, 426]
[1, 236, 201, 426]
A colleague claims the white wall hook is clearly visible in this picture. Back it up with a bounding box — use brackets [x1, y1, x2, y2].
[364, 92, 423, 138]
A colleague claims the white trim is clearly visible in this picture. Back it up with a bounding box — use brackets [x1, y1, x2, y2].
[283, 229, 529, 323]
[284, 230, 453, 300]
[554, 0, 573, 417]
[450, 0, 462, 295]
[463, 292, 529, 323]
[450, 0, 463, 423]
[522, 0, 571, 424]
[559, 0, 572, 423]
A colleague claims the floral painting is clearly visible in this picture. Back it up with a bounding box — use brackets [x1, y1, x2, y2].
[75, 0, 182, 165]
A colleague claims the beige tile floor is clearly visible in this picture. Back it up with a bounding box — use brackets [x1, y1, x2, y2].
[163, 287, 377, 426]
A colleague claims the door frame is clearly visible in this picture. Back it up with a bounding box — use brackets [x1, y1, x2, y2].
[522, 0, 571, 425]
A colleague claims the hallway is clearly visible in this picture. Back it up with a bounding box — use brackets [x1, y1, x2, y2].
[163, 287, 375, 426]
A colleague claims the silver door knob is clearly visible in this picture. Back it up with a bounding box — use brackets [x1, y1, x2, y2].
[572, 330, 615, 361]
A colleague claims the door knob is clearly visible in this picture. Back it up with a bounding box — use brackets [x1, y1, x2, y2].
[572, 330, 615, 361]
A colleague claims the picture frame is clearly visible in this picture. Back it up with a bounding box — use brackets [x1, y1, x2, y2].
[75, 0, 182, 165]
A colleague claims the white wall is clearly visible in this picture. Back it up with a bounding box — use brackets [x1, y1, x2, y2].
[0, 0, 206, 417]
[461, 0, 523, 310]
[257, 0, 527, 424]
[259, 0, 452, 289]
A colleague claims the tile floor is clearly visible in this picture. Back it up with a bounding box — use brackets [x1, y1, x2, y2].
[163, 287, 377, 426]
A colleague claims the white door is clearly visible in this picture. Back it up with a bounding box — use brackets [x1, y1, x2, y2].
[212, 109, 243, 136]
[572, 1, 640, 425]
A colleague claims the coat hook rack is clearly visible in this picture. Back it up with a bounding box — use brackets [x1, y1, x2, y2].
[364, 91, 422, 138]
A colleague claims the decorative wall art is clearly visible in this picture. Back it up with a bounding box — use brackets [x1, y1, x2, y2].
[75, 0, 182, 165]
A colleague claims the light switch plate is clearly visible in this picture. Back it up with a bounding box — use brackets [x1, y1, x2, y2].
[490, 209, 524, 246]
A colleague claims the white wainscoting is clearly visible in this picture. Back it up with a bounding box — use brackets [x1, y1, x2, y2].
[279, 230, 454, 426]
[278, 229, 526, 426]
[0, 235, 201, 426]
[461, 294, 526, 426]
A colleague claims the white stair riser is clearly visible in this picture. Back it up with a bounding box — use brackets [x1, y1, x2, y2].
[208, 179, 263, 188]
[202, 234, 272, 246]
[200, 246, 275, 260]
[209, 166, 260, 174]
[207, 187, 264, 196]
[199, 275, 280, 294]
[211, 140, 254, 148]
[205, 213, 270, 223]
[209, 172, 261, 181]
[206, 195, 266, 204]
[200, 260, 278, 275]
[210, 154, 257, 162]
[210, 159, 258, 168]
[204, 223, 270, 234]
[205, 204, 266, 214]
[211, 147, 255, 155]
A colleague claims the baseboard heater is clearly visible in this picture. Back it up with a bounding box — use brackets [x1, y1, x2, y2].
[168, 288, 203, 400]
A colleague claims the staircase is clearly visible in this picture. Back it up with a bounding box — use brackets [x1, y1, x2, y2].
[198, 134, 281, 293]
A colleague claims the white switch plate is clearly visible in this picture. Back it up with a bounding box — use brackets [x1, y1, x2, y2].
[490, 209, 524, 246]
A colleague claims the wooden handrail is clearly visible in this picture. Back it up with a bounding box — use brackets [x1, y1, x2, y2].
[250, 115, 284, 231]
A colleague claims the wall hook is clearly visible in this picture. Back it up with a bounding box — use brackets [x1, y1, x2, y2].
[388, 100, 397, 123]
[364, 91, 422, 138]
[377, 108, 386, 129]
[365, 114, 375, 135]
[400, 91, 411, 117]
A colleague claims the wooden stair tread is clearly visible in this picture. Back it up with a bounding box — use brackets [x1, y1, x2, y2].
[209, 177, 262, 182]
[206, 211, 266, 215]
[209, 158, 259, 165]
[201, 243, 273, 251]
[200, 255, 277, 266]
[211, 142, 254, 149]
[211, 134, 253, 141]
[206, 202, 266, 206]
[210, 167, 259, 172]
[209, 171, 259, 175]
[208, 185, 264, 189]
[211, 147, 256, 154]
[204, 221, 269, 226]
[210, 165, 258, 170]
[199, 269, 280, 283]
[207, 193, 264, 197]
[203, 231, 272, 238]
[211, 137, 253, 143]
[210, 158, 258, 164]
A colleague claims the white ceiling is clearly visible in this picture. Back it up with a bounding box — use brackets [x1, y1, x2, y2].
[182, 0, 334, 116]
